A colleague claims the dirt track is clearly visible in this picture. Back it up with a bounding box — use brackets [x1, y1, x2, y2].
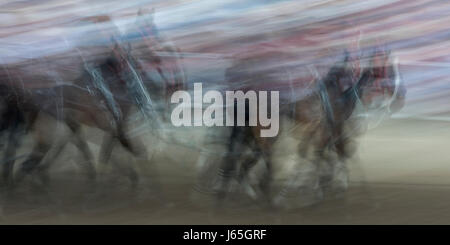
[1, 118, 450, 224]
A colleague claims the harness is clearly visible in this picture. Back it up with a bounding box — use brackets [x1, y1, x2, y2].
[318, 78, 336, 130]
[77, 32, 162, 130]
[304, 64, 336, 130]
[121, 53, 160, 124]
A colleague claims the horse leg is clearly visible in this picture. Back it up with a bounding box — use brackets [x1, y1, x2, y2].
[96, 133, 117, 179]
[331, 129, 351, 193]
[14, 139, 51, 186]
[99, 133, 116, 166]
[236, 140, 262, 200]
[113, 133, 138, 188]
[249, 126, 276, 203]
[65, 120, 97, 183]
[115, 123, 157, 190]
[1, 102, 27, 187]
[2, 120, 24, 186]
[281, 126, 327, 206]
[2, 128, 23, 187]
[97, 133, 138, 192]
[193, 127, 227, 196]
[0, 105, 24, 215]
[254, 149, 274, 205]
[35, 136, 70, 186]
[116, 127, 168, 204]
[216, 125, 246, 202]
[31, 119, 96, 187]
[14, 111, 52, 186]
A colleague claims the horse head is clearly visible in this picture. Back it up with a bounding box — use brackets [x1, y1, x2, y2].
[359, 44, 407, 114]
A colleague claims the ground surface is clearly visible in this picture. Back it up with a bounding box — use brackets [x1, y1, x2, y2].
[1, 118, 449, 224]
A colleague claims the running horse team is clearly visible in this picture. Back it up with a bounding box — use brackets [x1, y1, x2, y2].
[0, 7, 406, 207]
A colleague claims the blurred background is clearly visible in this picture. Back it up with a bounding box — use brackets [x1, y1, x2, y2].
[1, 0, 450, 224]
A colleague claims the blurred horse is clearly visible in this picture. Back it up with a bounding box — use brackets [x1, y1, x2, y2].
[0, 14, 159, 188]
[215, 44, 406, 205]
[0, 9, 187, 190]
[86, 8, 188, 177]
